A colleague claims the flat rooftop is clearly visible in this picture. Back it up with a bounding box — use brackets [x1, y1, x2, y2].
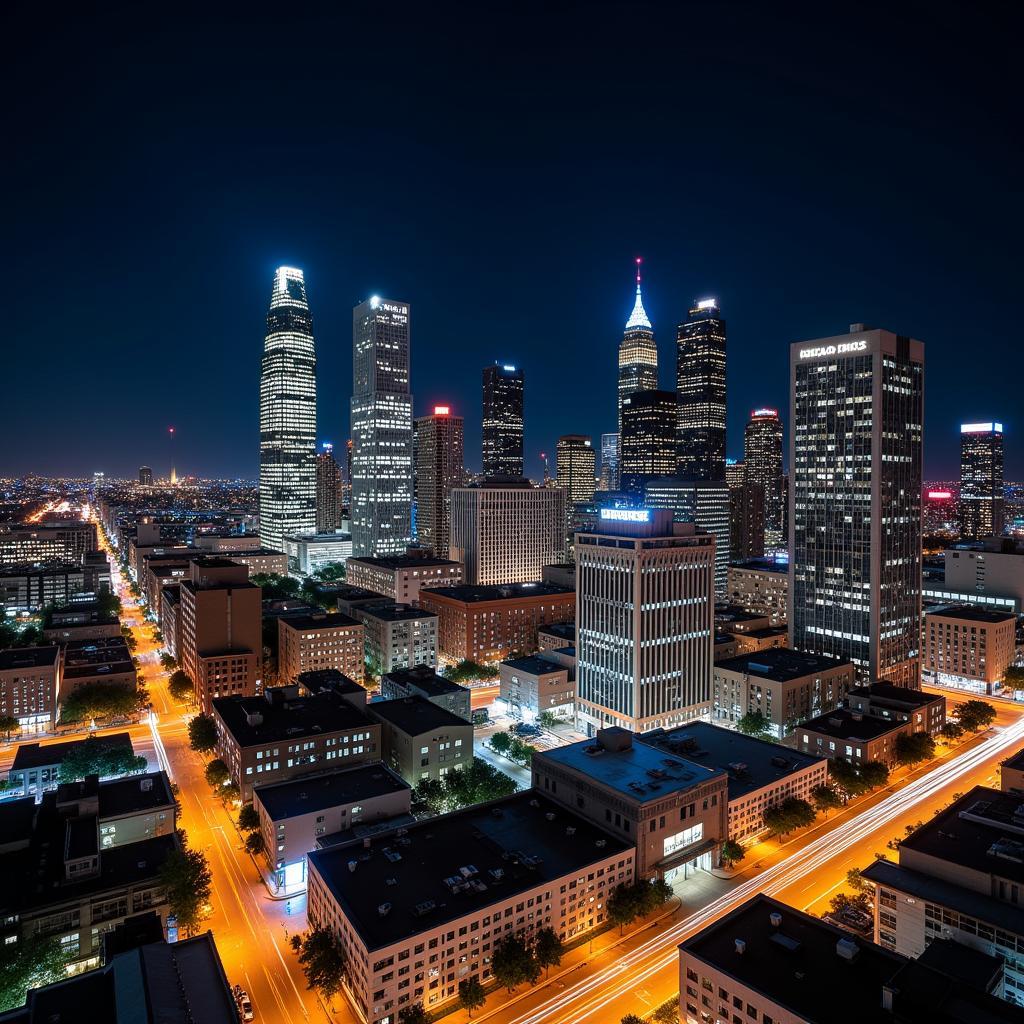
[11, 732, 134, 771]
[848, 682, 941, 708]
[297, 669, 365, 697]
[715, 606, 770, 624]
[1003, 748, 1024, 771]
[348, 556, 460, 571]
[254, 762, 409, 821]
[729, 558, 789, 575]
[314, 583, 387, 601]
[420, 582, 573, 604]
[924, 604, 1017, 624]
[639, 724, 826, 802]
[279, 611, 361, 631]
[0, 646, 60, 671]
[356, 603, 437, 623]
[382, 666, 465, 696]
[737, 626, 790, 640]
[308, 791, 631, 951]
[538, 621, 575, 639]
[799, 709, 903, 741]
[212, 691, 374, 748]
[501, 654, 568, 676]
[535, 728, 723, 803]
[368, 696, 470, 736]
[715, 648, 852, 682]
[56, 771, 174, 819]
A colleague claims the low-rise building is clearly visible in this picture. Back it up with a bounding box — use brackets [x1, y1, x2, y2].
[7, 732, 135, 799]
[283, 532, 354, 576]
[306, 790, 634, 1024]
[278, 612, 364, 684]
[541, 563, 576, 589]
[922, 604, 1018, 695]
[61, 771, 176, 849]
[253, 762, 411, 893]
[537, 621, 575, 650]
[380, 665, 472, 721]
[0, 562, 94, 614]
[863, 786, 1024, 1008]
[212, 685, 380, 800]
[43, 603, 121, 643]
[345, 555, 463, 606]
[219, 547, 288, 577]
[731, 626, 789, 654]
[353, 603, 438, 674]
[712, 649, 855, 739]
[0, 646, 61, 735]
[846, 682, 946, 736]
[713, 633, 739, 661]
[59, 636, 137, 705]
[1001, 748, 1024, 794]
[367, 696, 473, 786]
[418, 582, 575, 663]
[532, 727, 728, 880]
[639, 723, 828, 842]
[726, 558, 789, 625]
[315, 583, 389, 616]
[498, 654, 575, 721]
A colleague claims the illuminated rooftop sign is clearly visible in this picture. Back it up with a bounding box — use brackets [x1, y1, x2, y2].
[927, 490, 953, 500]
[503, 364, 516, 372]
[434, 406, 450, 416]
[752, 408, 778, 418]
[961, 422, 1002, 433]
[798, 339, 868, 360]
[696, 298, 717, 310]
[600, 507, 651, 523]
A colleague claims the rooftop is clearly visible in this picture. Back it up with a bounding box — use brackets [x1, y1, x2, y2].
[212, 691, 375, 748]
[639, 723, 826, 802]
[420, 582, 574, 604]
[348, 556, 461, 571]
[799, 709, 903, 742]
[736, 626, 790, 640]
[715, 648, 853, 682]
[729, 558, 790, 575]
[0, 646, 60, 672]
[61, 636, 135, 679]
[254, 762, 409, 821]
[538, 621, 576, 640]
[924, 604, 1017, 624]
[382, 666, 465, 696]
[297, 669, 365, 697]
[58, 771, 174, 819]
[307, 790, 631, 951]
[368, 696, 471, 736]
[11, 732, 134, 771]
[355, 602, 437, 623]
[279, 611, 361, 631]
[1003, 748, 1024, 771]
[501, 654, 568, 676]
[848, 682, 943, 708]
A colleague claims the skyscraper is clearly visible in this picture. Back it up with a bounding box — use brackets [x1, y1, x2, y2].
[744, 408, 784, 547]
[676, 298, 727, 481]
[350, 296, 414, 557]
[619, 390, 677, 496]
[729, 482, 765, 560]
[259, 266, 317, 553]
[315, 442, 343, 534]
[617, 260, 658, 440]
[481, 363, 524, 479]
[556, 435, 596, 504]
[138, 466, 153, 486]
[414, 405, 464, 557]
[959, 422, 1005, 540]
[600, 432, 619, 491]
[789, 325, 924, 686]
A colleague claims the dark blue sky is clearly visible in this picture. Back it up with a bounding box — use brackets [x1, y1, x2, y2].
[5, 2, 1021, 480]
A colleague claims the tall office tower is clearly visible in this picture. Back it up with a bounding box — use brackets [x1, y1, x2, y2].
[676, 298, 727, 481]
[556, 435, 596, 504]
[600, 432, 619, 491]
[619, 390, 677, 496]
[617, 260, 658, 440]
[729, 482, 765, 560]
[315, 442, 343, 534]
[350, 296, 414, 557]
[259, 266, 317, 553]
[414, 405, 464, 558]
[138, 466, 153, 486]
[744, 407, 784, 546]
[725, 459, 745, 491]
[789, 325, 924, 687]
[450, 481, 566, 584]
[481, 363, 524, 478]
[576, 508, 715, 735]
[342, 439, 353, 508]
[959, 422, 1005, 540]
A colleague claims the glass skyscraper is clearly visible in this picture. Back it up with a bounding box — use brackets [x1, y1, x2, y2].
[617, 260, 658, 441]
[959, 422, 1004, 540]
[676, 298, 727, 481]
[350, 296, 414, 557]
[600, 432, 619, 491]
[481, 363, 524, 478]
[744, 407, 784, 547]
[789, 326, 924, 686]
[259, 266, 317, 553]
[619, 390, 678, 497]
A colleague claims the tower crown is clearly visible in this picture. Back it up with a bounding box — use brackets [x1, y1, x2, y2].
[624, 258, 652, 331]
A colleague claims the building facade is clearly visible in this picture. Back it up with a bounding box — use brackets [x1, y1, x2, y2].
[316, 442, 344, 534]
[353, 603, 438, 674]
[278, 612, 365, 685]
[600, 432, 620, 491]
[481, 363, 524, 478]
[726, 559, 789, 625]
[498, 653, 575, 721]
[345, 555, 462, 606]
[413, 406, 464, 557]
[367, 696, 473, 786]
[617, 260, 658, 442]
[743, 408, 784, 547]
[620, 390, 678, 496]
[556, 435, 596, 504]
[922, 605, 1016, 695]
[960, 422, 1005, 540]
[676, 298, 727, 482]
[0, 647, 60, 734]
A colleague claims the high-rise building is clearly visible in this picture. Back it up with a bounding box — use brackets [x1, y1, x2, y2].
[744, 407, 784, 546]
[575, 508, 715, 735]
[725, 459, 745, 490]
[676, 298, 727, 481]
[481, 363, 524, 478]
[729, 481, 765, 560]
[617, 260, 658, 442]
[620, 390, 677, 496]
[414, 405, 464, 557]
[789, 325, 924, 686]
[315, 442, 343, 534]
[138, 466, 153, 486]
[600, 432, 619, 491]
[259, 266, 317, 553]
[556, 435, 596, 504]
[959, 422, 1004, 540]
[350, 296, 414, 557]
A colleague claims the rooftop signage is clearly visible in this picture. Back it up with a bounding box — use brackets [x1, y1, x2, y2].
[961, 422, 1002, 433]
[798, 339, 868, 360]
[600, 507, 651, 523]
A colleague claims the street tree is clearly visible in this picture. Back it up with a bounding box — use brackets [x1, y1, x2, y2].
[846, 867, 867, 892]
[735, 710, 772, 737]
[534, 926, 563, 976]
[204, 758, 230, 788]
[762, 797, 816, 838]
[458, 977, 487, 1017]
[0, 934, 66, 1012]
[489, 731, 513, 756]
[491, 934, 539, 992]
[168, 670, 194, 703]
[57, 738, 147, 783]
[59, 683, 144, 724]
[237, 804, 260, 832]
[188, 713, 218, 753]
[810, 783, 843, 818]
[159, 652, 177, 671]
[894, 731, 936, 766]
[939, 721, 965, 742]
[0, 715, 20, 741]
[244, 831, 265, 856]
[298, 928, 347, 999]
[621, 1017, 645, 1024]
[955, 699, 996, 732]
[159, 845, 212, 936]
[719, 839, 746, 869]
[398, 1005, 430, 1024]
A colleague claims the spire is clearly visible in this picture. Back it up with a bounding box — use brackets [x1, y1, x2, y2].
[624, 257, 651, 330]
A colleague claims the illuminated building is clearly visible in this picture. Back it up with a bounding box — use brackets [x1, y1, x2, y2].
[617, 259, 658, 441]
[0, 562, 97, 614]
[277, 611, 364, 685]
[259, 266, 317, 553]
[959, 422, 1004, 540]
[943, 539, 1024, 608]
[600, 431, 619, 490]
[283, 532, 353, 575]
[413, 405, 464, 557]
[729, 481, 765, 560]
[138, 465, 153, 486]
[676, 298, 727, 481]
[351, 296, 414, 557]
[789, 326, 924, 687]
[575, 508, 716, 735]
[315, 442, 343, 534]
[449, 481, 566, 585]
[0, 646, 60, 735]
[481, 363, 524, 478]
[922, 604, 1016, 695]
[620, 390, 678, 496]
[556, 434, 596, 504]
[498, 652, 574, 721]
[345, 554, 462, 605]
[726, 558, 789, 625]
[7, 732, 133, 798]
[923, 485, 958, 535]
[743, 407, 784, 546]
[351, 602, 438, 674]
[0, 520, 97, 567]
[367, 696, 473, 786]
[380, 665, 472, 721]
[725, 458, 745, 490]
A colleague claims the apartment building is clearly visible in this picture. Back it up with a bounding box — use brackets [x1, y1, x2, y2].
[7, 732, 135, 798]
[345, 555, 462, 606]
[1002, 749, 1024, 795]
[726, 558, 789, 625]
[0, 646, 61, 734]
[922, 604, 1017, 696]
[277, 612, 364, 684]
[59, 636, 137, 705]
[498, 654, 575, 721]
[380, 665, 472, 721]
[43, 602, 121, 644]
[367, 696, 473, 786]
[536, 621, 575, 650]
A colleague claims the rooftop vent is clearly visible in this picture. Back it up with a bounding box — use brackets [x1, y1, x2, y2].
[595, 839, 606, 848]
[734, 939, 746, 955]
[836, 938, 859, 961]
[565, 826, 576, 837]
[545, 812, 556, 821]
[770, 932, 801, 953]
[770, 756, 789, 768]
[769, 912, 782, 928]
[989, 838, 1024, 864]
[413, 899, 436, 917]
[245, 711, 264, 727]
[348, 860, 358, 873]
[140, 778, 153, 792]
[377, 902, 391, 917]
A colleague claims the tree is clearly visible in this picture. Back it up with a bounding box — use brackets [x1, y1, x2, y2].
[443, 660, 499, 684]
[0, 933, 66, 1012]
[955, 699, 996, 732]
[168, 670, 194, 703]
[152, 629, 164, 643]
[188, 713, 218, 753]
[0, 715, 20, 742]
[1003, 665, 1024, 690]
[534, 926, 563, 977]
[414, 758, 517, 815]
[811, 783, 843, 818]
[491, 934, 539, 992]
[314, 562, 347, 582]
[846, 867, 867, 892]
[159, 845, 213, 936]
[489, 731, 513, 755]
[204, 758, 230, 788]
[508, 737, 535, 765]
[939, 721, 965, 742]
[736, 710, 772, 737]
[860, 761, 890, 790]
[251, 573, 300, 601]
[244, 831, 265, 856]
[621, 1017, 645, 1024]
[297, 928, 347, 999]
[894, 731, 936, 766]
[537, 711, 559, 728]
[606, 879, 669, 933]
[238, 804, 260, 832]
[398, 1005, 430, 1024]
[720, 839, 746, 869]
[122, 631, 138, 653]
[59, 683, 144, 724]
[159, 652, 177, 671]
[57, 737, 147, 783]
[829, 758, 888, 799]
[458, 977, 487, 1017]
[762, 797, 816, 838]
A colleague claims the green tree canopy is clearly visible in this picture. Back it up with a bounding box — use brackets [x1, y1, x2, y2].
[0, 934, 66, 1012]
[0, 715, 20, 741]
[59, 683, 144, 724]
[534, 926, 563, 977]
[443, 660, 499, 684]
[491, 934, 539, 992]
[237, 804, 260, 832]
[939, 721, 965, 741]
[168, 670, 194, 702]
[955, 699, 996, 732]
[159, 844, 212, 936]
[188, 714, 218, 753]
[398, 1004, 430, 1024]
[251, 573, 301, 600]
[720, 839, 746, 868]
[762, 797, 816, 837]
[244, 831, 265, 856]
[811, 783, 843, 817]
[57, 737, 147, 783]
[828, 758, 889, 798]
[297, 928, 347, 998]
[204, 758, 230, 788]
[458, 977, 487, 1017]
[159, 652, 177, 670]
[413, 758, 517, 815]
[489, 731, 512, 755]
[894, 731, 936, 766]
[736, 710, 772, 737]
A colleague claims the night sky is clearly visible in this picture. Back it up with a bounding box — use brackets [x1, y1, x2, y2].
[5, 2, 1022, 481]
